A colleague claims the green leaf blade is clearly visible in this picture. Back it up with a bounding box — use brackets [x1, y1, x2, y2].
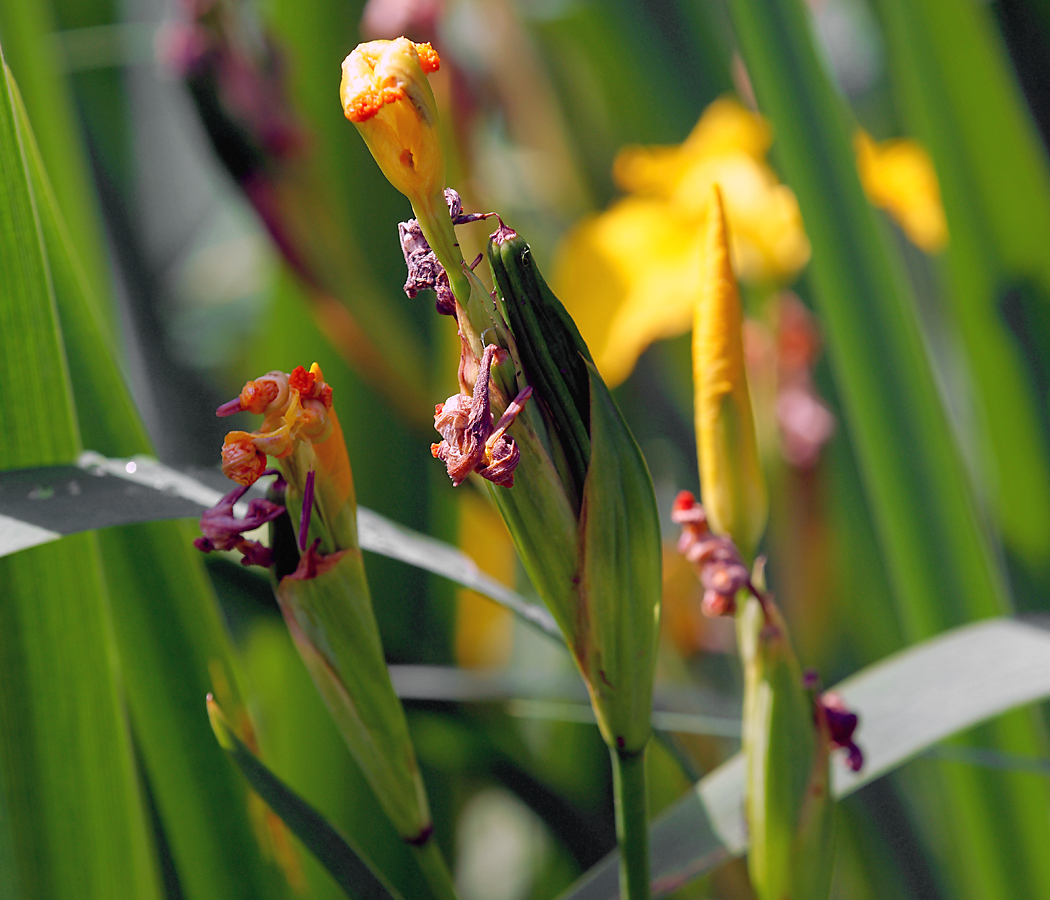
[208, 696, 406, 900]
[0, 49, 162, 900]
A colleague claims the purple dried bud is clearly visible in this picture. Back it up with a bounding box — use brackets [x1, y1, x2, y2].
[399, 218, 455, 315]
[816, 691, 863, 772]
[399, 192, 493, 316]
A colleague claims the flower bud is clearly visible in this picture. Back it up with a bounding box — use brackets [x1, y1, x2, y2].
[340, 38, 443, 207]
[480, 227, 662, 754]
[695, 185, 767, 559]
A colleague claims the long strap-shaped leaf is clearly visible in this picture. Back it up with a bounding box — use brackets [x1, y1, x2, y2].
[876, 0, 1050, 575]
[560, 616, 1050, 900]
[208, 697, 405, 900]
[11, 82, 291, 900]
[0, 455, 560, 640]
[0, 56, 162, 900]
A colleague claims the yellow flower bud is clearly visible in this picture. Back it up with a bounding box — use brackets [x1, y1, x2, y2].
[340, 37, 443, 205]
[694, 185, 768, 558]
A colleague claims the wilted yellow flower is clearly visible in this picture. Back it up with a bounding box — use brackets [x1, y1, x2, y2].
[340, 37, 443, 205]
[855, 130, 948, 253]
[553, 97, 810, 386]
[694, 186, 767, 559]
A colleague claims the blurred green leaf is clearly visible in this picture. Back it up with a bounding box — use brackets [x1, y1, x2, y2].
[208, 694, 405, 900]
[0, 53, 162, 899]
[0, 0, 112, 333]
[12, 68, 286, 900]
[242, 621, 438, 900]
[876, 0, 1050, 576]
[710, 0, 1050, 895]
[561, 616, 1050, 900]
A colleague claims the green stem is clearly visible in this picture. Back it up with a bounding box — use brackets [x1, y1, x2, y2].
[610, 745, 651, 900]
[411, 835, 460, 900]
[411, 190, 470, 305]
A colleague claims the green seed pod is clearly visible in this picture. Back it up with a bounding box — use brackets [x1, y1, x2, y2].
[276, 547, 431, 843]
[488, 229, 593, 508]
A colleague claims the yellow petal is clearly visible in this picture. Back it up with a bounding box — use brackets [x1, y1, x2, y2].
[553, 197, 701, 386]
[855, 130, 948, 253]
[682, 96, 772, 161]
[674, 154, 810, 282]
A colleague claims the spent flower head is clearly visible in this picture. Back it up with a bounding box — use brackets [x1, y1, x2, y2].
[198, 362, 437, 857]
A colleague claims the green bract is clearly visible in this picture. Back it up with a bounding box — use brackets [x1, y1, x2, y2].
[738, 593, 833, 900]
[276, 547, 431, 843]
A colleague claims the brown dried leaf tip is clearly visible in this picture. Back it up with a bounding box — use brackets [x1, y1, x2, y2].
[671, 490, 751, 616]
[432, 344, 532, 488]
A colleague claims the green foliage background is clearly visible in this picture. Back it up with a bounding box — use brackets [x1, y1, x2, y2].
[3, 1, 1050, 899]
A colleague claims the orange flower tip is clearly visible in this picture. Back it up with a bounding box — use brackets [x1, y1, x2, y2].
[289, 364, 334, 409]
[289, 365, 316, 396]
[672, 490, 698, 516]
[415, 42, 440, 74]
[343, 85, 405, 122]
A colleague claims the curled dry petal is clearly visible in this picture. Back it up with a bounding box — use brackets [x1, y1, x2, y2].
[194, 480, 286, 567]
[216, 364, 336, 488]
[431, 344, 531, 488]
[817, 691, 864, 772]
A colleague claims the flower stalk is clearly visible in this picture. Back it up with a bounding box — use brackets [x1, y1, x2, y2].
[678, 189, 860, 898]
[341, 42, 662, 897]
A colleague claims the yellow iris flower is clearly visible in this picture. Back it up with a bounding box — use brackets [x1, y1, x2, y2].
[552, 99, 948, 387]
[553, 97, 810, 386]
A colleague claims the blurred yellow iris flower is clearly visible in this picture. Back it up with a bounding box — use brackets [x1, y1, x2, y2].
[553, 98, 948, 387]
[553, 97, 810, 386]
